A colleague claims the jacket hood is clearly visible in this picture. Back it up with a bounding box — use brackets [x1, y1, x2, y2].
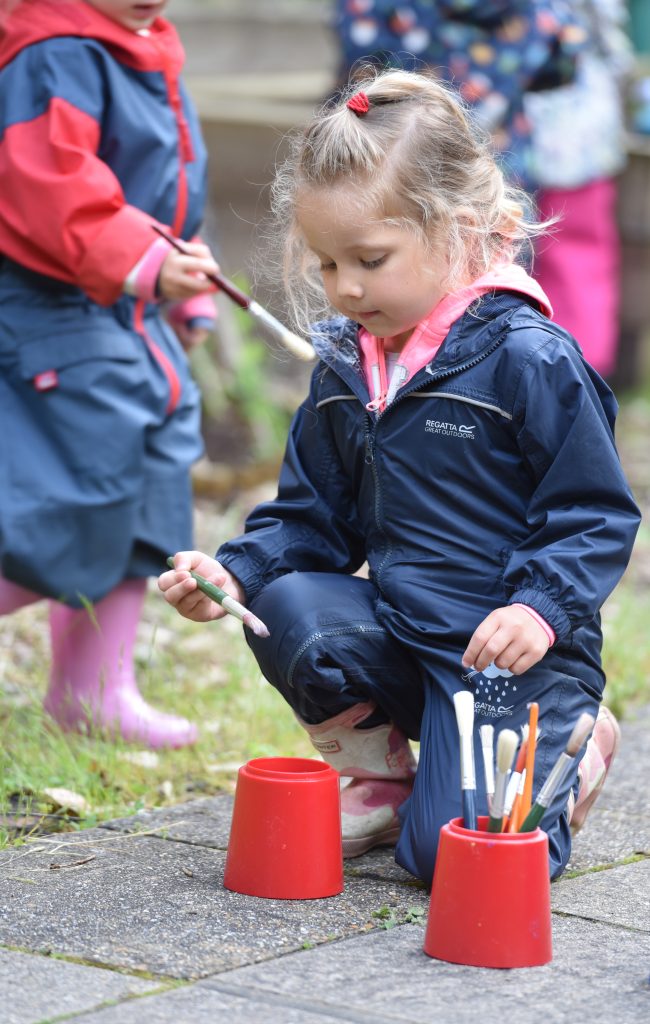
[0, 0, 183, 72]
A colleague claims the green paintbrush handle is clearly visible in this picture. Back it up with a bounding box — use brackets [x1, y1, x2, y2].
[518, 802, 545, 833]
[486, 815, 503, 833]
[166, 557, 228, 606]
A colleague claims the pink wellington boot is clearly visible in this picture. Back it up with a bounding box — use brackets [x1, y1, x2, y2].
[568, 705, 621, 833]
[44, 579, 197, 749]
[300, 701, 416, 857]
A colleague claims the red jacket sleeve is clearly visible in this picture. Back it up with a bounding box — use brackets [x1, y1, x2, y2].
[0, 95, 161, 306]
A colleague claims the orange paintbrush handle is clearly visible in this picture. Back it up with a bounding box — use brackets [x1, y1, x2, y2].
[521, 703, 539, 818]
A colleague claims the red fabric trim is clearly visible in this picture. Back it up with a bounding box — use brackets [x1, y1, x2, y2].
[134, 301, 181, 415]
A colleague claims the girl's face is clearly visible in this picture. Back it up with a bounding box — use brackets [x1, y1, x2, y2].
[87, 1, 168, 31]
[296, 186, 449, 351]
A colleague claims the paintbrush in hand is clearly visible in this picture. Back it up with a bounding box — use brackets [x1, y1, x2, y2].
[166, 557, 270, 638]
[453, 690, 477, 831]
[153, 226, 315, 361]
[487, 728, 518, 833]
[519, 712, 595, 833]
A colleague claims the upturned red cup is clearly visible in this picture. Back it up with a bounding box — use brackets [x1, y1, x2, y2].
[223, 756, 343, 899]
[423, 816, 552, 968]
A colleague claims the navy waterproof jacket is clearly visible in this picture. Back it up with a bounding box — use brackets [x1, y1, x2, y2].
[218, 293, 640, 662]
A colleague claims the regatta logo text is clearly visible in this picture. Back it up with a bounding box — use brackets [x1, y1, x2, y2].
[425, 419, 476, 439]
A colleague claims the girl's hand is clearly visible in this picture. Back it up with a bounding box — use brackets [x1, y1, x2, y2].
[157, 244, 220, 301]
[158, 551, 245, 623]
[461, 605, 551, 676]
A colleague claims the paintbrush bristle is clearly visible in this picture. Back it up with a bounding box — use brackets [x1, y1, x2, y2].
[479, 724, 494, 743]
[566, 712, 596, 757]
[242, 612, 270, 639]
[496, 728, 519, 773]
[453, 690, 474, 734]
[280, 329, 316, 362]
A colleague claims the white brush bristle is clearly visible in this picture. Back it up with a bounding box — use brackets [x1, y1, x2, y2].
[453, 690, 475, 735]
[496, 728, 519, 773]
[280, 329, 316, 361]
[479, 723, 494, 744]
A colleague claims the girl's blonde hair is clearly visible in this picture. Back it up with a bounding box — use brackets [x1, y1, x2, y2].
[269, 67, 545, 335]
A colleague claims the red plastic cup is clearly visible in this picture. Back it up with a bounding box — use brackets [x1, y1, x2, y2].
[223, 756, 343, 899]
[423, 816, 552, 968]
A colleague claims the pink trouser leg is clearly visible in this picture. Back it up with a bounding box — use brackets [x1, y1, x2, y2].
[535, 178, 620, 379]
[0, 575, 42, 614]
[45, 579, 197, 749]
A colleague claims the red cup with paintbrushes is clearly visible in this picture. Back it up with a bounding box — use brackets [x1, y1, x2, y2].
[423, 815, 552, 968]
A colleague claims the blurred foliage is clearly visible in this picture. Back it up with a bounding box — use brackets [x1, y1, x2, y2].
[189, 277, 301, 466]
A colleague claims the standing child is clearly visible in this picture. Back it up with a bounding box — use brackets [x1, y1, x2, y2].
[160, 69, 640, 883]
[0, 0, 221, 748]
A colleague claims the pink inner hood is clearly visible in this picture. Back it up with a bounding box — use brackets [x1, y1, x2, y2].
[359, 264, 553, 408]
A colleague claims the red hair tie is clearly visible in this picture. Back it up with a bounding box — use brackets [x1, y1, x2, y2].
[347, 91, 370, 116]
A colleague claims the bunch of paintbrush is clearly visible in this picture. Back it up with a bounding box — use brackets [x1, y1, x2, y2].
[153, 226, 315, 361]
[476, 704, 595, 834]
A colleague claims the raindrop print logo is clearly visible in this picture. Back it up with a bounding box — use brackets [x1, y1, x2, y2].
[425, 420, 476, 439]
[461, 662, 517, 719]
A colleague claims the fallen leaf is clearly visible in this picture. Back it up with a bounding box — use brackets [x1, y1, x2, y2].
[41, 788, 90, 816]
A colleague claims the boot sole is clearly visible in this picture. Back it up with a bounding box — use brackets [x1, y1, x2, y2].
[342, 825, 401, 858]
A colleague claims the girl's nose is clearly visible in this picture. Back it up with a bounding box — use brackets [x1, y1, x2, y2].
[337, 270, 363, 301]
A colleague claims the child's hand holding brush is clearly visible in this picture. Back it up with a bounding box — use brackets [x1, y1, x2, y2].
[160, 552, 269, 638]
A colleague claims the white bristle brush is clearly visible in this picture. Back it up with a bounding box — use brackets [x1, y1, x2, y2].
[479, 723, 495, 811]
[487, 728, 519, 833]
[453, 690, 477, 831]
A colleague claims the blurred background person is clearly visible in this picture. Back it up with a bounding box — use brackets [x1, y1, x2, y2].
[525, 0, 632, 379]
[333, 1, 632, 379]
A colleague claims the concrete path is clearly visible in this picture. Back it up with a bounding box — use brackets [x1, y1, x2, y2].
[1, 706, 648, 1024]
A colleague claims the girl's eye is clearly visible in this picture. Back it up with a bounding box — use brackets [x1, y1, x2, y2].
[320, 262, 336, 272]
[361, 256, 386, 270]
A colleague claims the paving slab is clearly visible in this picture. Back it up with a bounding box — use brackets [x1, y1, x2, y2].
[0, 947, 160, 1024]
[62, 985, 358, 1024]
[591, 704, 650, 814]
[101, 795, 234, 849]
[551, 857, 650, 932]
[0, 831, 428, 980]
[67, 914, 650, 1024]
[203, 913, 650, 1024]
[567, 806, 650, 870]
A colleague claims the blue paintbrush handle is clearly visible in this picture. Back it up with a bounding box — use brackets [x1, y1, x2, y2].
[462, 789, 477, 832]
